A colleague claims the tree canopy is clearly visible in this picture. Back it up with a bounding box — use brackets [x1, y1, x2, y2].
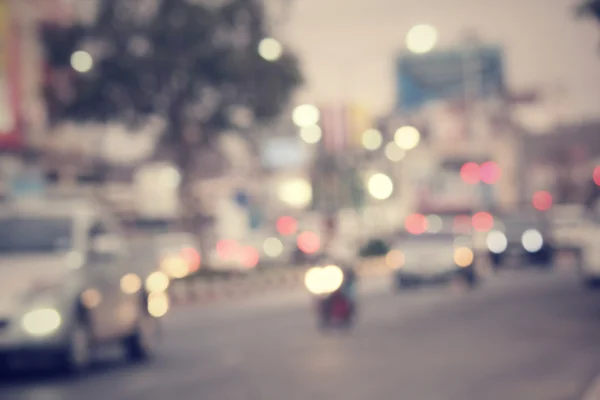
[41, 0, 302, 150]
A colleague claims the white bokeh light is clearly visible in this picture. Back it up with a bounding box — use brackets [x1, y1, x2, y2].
[406, 24, 438, 54]
[299, 125, 322, 144]
[522, 229, 544, 253]
[384, 142, 406, 162]
[361, 129, 383, 150]
[487, 231, 508, 254]
[292, 104, 320, 127]
[263, 237, 284, 258]
[367, 173, 394, 200]
[394, 126, 421, 150]
[71, 50, 94, 73]
[258, 37, 283, 61]
[277, 178, 313, 208]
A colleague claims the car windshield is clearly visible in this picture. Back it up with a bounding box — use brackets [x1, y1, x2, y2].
[0, 216, 73, 254]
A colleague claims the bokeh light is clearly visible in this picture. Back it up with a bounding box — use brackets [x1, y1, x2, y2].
[299, 125, 322, 144]
[241, 246, 260, 268]
[217, 240, 238, 259]
[292, 104, 320, 127]
[480, 161, 501, 184]
[181, 247, 201, 272]
[386, 250, 405, 269]
[406, 24, 438, 54]
[276, 216, 297, 236]
[71, 50, 93, 73]
[460, 162, 480, 185]
[472, 212, 494, 232]
[367, 173, 394, 200]
[297, 231, 320, 254]
[258, 37, 283, 61]
[277, 178, 312, 208]
[120, 273, 142, 294]
[532, 191, 553, 211]
[594, 166, 600, 186]
[384, 142, 406, 162]
[263, 237, 284, 258]
[361, 129, 383, 150]
[405, 213, 427, 235]
[394, 126, 421, 150]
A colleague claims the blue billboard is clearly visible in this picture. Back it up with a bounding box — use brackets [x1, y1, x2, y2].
[397, 45, 505, 110]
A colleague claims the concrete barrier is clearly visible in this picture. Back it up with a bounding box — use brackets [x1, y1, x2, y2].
[168, 257, 389, 307]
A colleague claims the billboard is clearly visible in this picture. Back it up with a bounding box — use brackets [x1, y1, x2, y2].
[397, 45, 505, 111]
[0, 0, 22, 150]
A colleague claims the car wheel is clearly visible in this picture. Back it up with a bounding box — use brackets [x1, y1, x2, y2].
[60, 320, 92, 374]
[123, 310, 159, 363]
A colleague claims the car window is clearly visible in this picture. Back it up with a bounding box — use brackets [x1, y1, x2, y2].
[0, 216, 73, 254]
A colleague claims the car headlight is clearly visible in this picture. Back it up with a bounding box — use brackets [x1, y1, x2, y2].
[21, 308, 62, 337]
[304, 265, 344, 295]
[454, 247, 474, 267]
[522, 229, 543, 253]
[486, 231, 507, 254]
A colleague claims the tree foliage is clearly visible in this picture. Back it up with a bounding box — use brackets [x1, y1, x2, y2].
[41, 0, 302, 149]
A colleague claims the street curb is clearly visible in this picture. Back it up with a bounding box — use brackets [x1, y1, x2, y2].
[581, 374, 600, 400]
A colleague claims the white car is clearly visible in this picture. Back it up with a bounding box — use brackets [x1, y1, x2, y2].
[0, 197, 166, 373]
[388, 232, 478, 291]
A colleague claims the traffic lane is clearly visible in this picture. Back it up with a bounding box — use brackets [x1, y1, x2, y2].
[3, 270, 600, 400]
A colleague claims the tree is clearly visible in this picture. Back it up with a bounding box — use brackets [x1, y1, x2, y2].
[42, 0, 302, 165]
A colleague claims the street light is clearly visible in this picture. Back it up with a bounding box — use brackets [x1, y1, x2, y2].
[258, 37, 283, 61]
[394, 125, 421, 150]
[292, 104, 320, 127]
[405, 24, 438, 54]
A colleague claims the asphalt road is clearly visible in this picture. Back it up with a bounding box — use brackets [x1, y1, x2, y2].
[3, 268, 600, 400]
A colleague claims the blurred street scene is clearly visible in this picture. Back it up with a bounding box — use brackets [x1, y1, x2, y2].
[1, 0, 600, 398]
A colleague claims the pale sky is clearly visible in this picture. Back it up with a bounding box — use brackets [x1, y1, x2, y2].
[280, 0, 600, 122]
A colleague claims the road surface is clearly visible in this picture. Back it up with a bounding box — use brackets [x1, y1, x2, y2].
[3, 268, 600, 400]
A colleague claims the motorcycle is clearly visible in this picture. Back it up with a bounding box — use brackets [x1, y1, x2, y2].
[304, 264, 355, 329]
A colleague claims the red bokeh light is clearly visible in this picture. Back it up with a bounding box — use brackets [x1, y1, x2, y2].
[472, 212, 494, 232]
[241, 246, 260, 268]
[594, 166, 600, 186]
[480, 161, 501, 184]
[297, 231, 320, 254]
[532, 191, 553, 211]
[216, 240, 238, 259]
[460, 162, 480, 185]
[405, 213, 427, 235]
[276, 216, 298, 236]
[181, 247, 201, 272]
